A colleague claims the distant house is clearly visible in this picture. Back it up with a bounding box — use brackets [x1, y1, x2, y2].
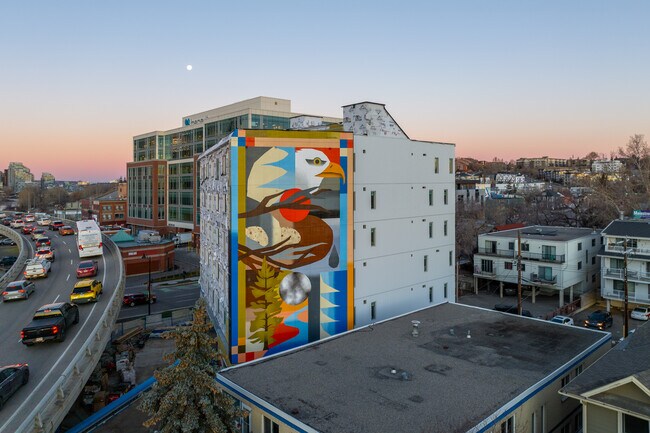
[561, 322, 650, 433]
[218, 302, 610, 433]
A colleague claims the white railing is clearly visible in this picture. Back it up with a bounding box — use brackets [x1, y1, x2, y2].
[601, 289, 650, 304]
[0, 225, 29, 288]
[14, 233, 125, 433]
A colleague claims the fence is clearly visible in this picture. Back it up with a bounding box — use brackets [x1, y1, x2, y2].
[113, 307, 194, 339]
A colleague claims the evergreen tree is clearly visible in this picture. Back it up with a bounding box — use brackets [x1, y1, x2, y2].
[139, 298, 242, 433]
[249, 258, 287, 350]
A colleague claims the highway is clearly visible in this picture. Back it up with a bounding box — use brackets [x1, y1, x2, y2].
[0, 227, 122, 433]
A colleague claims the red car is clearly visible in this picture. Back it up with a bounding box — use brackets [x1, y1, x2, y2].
[21, 225, 35, 234]
[76, 260, 98, 278]
[50, 221, 65, 231]
[123, 292, 157, 307]
[35, 237, 51, 248]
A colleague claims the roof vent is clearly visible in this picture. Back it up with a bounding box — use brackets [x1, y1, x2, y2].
[411, 320, 420, 337]
[467, 330, 471, 339]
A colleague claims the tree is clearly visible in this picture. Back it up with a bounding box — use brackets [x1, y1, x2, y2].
[248, 258, 287, 350]
[139, 298, 242, 433]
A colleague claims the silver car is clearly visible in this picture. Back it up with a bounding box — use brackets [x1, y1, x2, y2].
[0, 364, 29, 409]
[2, 280, 35, 302]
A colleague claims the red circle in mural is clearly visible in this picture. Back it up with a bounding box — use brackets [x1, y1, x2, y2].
[279, 188, 310, 222]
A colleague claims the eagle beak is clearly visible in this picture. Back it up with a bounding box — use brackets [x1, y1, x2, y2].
[317, 162, 346, 183]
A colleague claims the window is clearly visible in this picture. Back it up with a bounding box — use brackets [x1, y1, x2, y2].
[592, 238, 596, 247]
[578, 242, 582, 251]
[577, 261, 582, 270]
[481, 259, 493, 273]
[539, 266, 552, 281]
[575, 364, 583, 376]
[449, 158, 454, 174]
[371, 301, 376, 320]
[429, 222, 433, 238]
[611, 258, 625, 269]
[444, 283, 448, 299]
[505, 262, 513, 270]
[623, 414, 648, 433]
[592, 256, 596, 265]
[424, 255, 428, 272]
[508, 242, 515, 250]
[429, 189, 433, 206]
[500, 416, 514, 433]
[435, 157, 439, 173]
[444, 189, 448, 205]
[520, 263, 526, 271]
[449, 251, 453, 266]
[263, 416, 279, 433]
[592, 274, 596, 282]
[521, 243, 529, 251]
[429, 287, 433, 302]
[370, 228, 376, 246]
[444, 220, 448, 236]
[614, 280, 636, 294]
[542, 245, 556, 261]
[370, 191, 376, 209]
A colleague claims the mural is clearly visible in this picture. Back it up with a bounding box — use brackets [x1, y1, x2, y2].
[230, 130, 354, 363]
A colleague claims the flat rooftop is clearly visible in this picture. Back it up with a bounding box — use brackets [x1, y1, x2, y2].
[219, 303, 609, 433]
[484, 225, 600, 242]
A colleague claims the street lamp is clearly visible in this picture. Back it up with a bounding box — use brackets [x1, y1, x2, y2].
[142, 253, 152, 316]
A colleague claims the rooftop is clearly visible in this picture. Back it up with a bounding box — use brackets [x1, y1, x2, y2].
[219, 303, 609, 433]
[602, 219, 650, 239]
[483, 225, 600, 242]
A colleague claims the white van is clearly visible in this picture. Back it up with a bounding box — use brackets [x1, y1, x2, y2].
[24, 258, 51, 279]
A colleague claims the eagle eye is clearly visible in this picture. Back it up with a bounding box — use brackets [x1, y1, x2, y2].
[307, 157, 325, 166]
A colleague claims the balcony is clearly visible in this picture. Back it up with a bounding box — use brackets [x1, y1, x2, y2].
[529, 272, 557, 285]
[473, 266, 496, 277]
[601, 289, 650, 304]
[606, 244, 650, 257]
[477, 247, 565, 263]
[603, 268, 650, 283]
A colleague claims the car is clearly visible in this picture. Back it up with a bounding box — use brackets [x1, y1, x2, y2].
[123, 292, 157, 307]
[0, 213, 5, 219]
[0, 256, 18, 268]
[583, 310, 613, 330]
[21, 302, 79, 345]
[21, 225, 35, 235]
[70, 279, 103, 304]
[10, 219, 24, 229]
[35, 247, 55, 262]
[550, 315, 574, 326]
[31, 228, 46, 241]
[49, 221, 64, 231]
[24, 214, 35, 223]
[24, 258, 51, 279]
[0, 364, 29, 409]
[58, 225, 75, 236]
[631, 306, 650, 321]
[37, 218, 52, 227]
[36, 237, 51, 248]
[2, 218, 12, 226]
[0, 237, 16, 246]
[2, 280, 35, 302]
[76, 260, 98, 278]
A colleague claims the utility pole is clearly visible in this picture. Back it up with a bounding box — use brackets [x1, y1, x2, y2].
[517, 230, 522, 316]
[623, 236, 629, 338]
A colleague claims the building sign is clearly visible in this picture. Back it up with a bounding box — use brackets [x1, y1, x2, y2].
[633, 210, 650, 219]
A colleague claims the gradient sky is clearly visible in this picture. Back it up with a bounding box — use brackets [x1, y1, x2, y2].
[1, 1, 648, 182]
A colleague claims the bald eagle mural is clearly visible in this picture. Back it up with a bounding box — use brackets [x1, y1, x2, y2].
[231, 131, 354, 363]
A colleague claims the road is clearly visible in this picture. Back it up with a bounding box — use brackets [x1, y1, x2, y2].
[118, 280, 200, 320]
[0, 227, 121, 433]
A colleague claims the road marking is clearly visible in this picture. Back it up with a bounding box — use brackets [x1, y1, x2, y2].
[70, 259, 73, 265]
[53, 294, 60, 303]
[0, 301, 99, 432]
[68, 248, 71, 254]
[66, 274, 70, 281]
[62, 240, 66, 245]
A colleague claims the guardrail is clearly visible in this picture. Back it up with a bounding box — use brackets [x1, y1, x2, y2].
[0, 225, 29, 288]
[14, 232, 126, 433]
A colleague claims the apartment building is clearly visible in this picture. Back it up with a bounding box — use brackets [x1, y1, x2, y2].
[474, 226, 602, 306]
[599, 220, 650, 309]
[199, 101, 455, 364]
[127, 97, 341, 237]
[455, 174, 489, 205]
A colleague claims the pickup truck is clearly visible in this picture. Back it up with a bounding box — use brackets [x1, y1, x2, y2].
[21, 302, 79, 346]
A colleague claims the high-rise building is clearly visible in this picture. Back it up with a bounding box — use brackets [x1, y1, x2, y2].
[7, 162, 34, 191]
[127, 97, 341, 237]
[41, 172, 55, 188]
[199, 101, 456, 364]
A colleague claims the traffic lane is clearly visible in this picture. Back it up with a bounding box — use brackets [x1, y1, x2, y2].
[119, 281, 200, 319]
[0, 233, 119, 430]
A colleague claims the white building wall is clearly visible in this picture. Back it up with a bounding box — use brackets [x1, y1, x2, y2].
[353, 135, 455, 326]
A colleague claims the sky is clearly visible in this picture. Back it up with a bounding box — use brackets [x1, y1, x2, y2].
[1, 1, 648, 182]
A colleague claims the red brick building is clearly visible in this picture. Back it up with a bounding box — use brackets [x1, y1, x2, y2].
[110, 230, 175, 276]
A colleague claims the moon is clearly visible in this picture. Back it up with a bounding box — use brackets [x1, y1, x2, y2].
[279, 272, 311, 305]
[186, 65, 193, 71]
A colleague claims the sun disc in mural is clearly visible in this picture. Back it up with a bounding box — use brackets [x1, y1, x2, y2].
[231, 130, 354, 364]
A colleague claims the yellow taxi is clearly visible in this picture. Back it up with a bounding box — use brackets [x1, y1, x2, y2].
[70, 279, 103, 304]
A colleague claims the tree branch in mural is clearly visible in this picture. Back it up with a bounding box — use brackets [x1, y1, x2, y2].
[238, 187, 329, 219]
[249, 257, 288, 350]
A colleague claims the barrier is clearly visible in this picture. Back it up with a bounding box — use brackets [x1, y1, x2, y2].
[0, 225, 29, 288]
[13, 233, 126, 433]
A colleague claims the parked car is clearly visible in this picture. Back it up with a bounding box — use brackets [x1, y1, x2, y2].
[76, 260, 98, 278]
[70, 279, 103, 304]
[49, 221, 64, 231]
[493, 304, 533, 317]
[583, 310, 613, 330]
[2, 280, 35, 302]
[37, 218, 52, 227]
[35, 247, 55, 262]
[631, 306, 650, 321]
[0, 237, 16, 246]
[24, 258, 51, 279]
[123, 292, 157, 307]
[31, 228, 46, 241]
[21, 225, 35, 235]
[550, 315, 574, 326]
[10, 220, 24, 229]
[35, 237, 51, 248]
[0, 364, 29, 409]
[21, 302, 79, 345]
[58, 225, 75, 236]
[0, 256, 18, 268]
